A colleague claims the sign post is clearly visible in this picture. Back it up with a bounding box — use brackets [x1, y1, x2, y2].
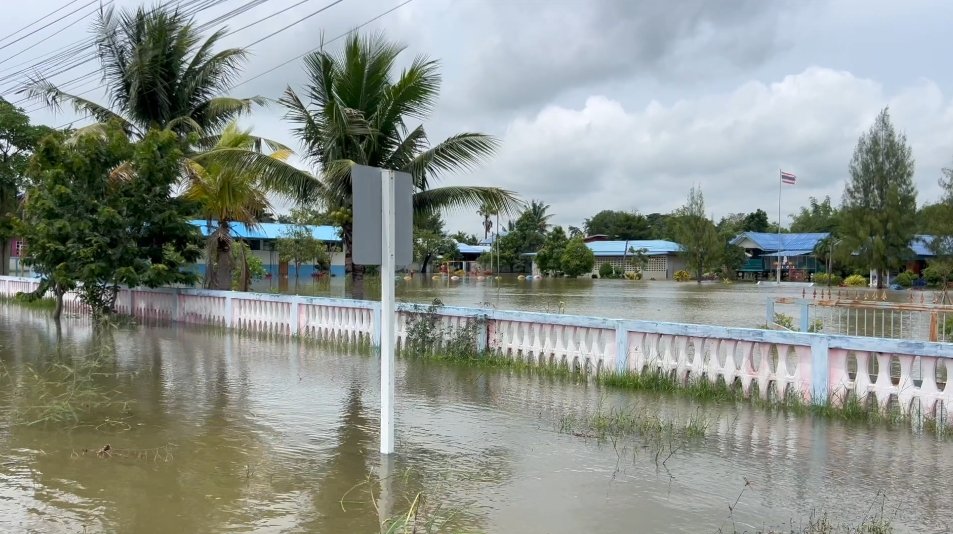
[351, 164, 412, 455]
[379, 169, 396, 454]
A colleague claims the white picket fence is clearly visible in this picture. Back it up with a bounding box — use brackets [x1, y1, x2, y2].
[3, 275, 953, 425]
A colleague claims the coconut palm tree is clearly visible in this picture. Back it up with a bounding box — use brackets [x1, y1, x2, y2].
[478, 203, 497, 240]
[525, 200, 553, 235]
[280, 32, 520, 298]
[183, 122, 286, 291]
[23, 4, 313, 196]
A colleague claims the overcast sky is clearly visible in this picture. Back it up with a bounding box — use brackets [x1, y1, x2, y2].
[4, 0, 953, 234]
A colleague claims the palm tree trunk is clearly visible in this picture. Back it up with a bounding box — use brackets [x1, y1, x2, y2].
[0, 238, 10, 276]
[342, 223, 367, 300]
[212, 236, 233, 290]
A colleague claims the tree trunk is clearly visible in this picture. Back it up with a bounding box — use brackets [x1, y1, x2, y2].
[53, 286, 64, 322]
[342, 223, 366, 300]
[0, 238, 9, 276]
[876, 268, 885, 289]
[212, 237, 233, 291]
[421, 254, 431, 274]
[294, 262, 300, 292]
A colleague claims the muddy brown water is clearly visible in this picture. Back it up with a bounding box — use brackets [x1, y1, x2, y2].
[1, 304, 951, 533]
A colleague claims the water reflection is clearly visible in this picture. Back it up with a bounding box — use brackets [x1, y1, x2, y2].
[1, 304, 952, 533]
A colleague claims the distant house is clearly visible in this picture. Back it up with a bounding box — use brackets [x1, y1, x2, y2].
[191, 220, 345, 278]
[530, 238, 685, 279]
[730, 232, 829, 281]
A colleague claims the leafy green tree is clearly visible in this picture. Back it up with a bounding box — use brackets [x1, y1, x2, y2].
[672, 186, 721, 283]
[276, 226, 328, 291]
[280, 32, 519, 298]
[626, 247, 649, 274]
[287, 206, 337, 226]
[413, 212, 457, 273]
[840, 108, 917, 288]
[646, 212, 674, 240]
[449, 231, 479, 245]
[535, 226, 569, 275]
[231, 241, 266, 290]
[560, 237, 595, 277]
[583, 210, 650, 240]
[20, 126, 201, 319]
[790, 196, 840, 233]
[567, 225, 584, 238]
[742, 209, 770, 232]
[925, 166, 953, 300]
[0, 99, 52, 275]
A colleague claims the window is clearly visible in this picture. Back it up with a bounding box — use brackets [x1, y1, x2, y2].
[13, 241, 23, 257]
[248, 239, 262, 251]
[646, 256, 667, 272]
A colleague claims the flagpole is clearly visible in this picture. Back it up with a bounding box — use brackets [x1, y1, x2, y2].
[777, 168, 782, 284]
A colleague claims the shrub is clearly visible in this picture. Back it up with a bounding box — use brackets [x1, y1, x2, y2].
[673, 270, 691, 282]
[893, 270, 916, 288]
[844, 274, 867, 287]
[923, 265, 951, 288]
[813, 273, 843, 286]
[598, 262, 615, 279]
[623, 271, 641, 280]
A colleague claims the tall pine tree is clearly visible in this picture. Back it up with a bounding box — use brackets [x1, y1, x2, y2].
[841, 108, 917, 288]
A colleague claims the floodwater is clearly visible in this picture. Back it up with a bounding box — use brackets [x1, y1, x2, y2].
[257, 277, 818, 327]
[2, 307, 951, 533]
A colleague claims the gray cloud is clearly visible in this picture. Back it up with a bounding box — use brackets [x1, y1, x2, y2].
[455, 0, 799, 112]
[444, 68, 953, 233]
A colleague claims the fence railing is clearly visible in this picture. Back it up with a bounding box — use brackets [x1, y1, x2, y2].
[4, 276, 953, 425]
[770, 290, 953, 342]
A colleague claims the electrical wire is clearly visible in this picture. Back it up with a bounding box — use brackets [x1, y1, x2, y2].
[233, 0, 415, 90]
[0, 0, 82, 46]
[0, 0, 103, 52]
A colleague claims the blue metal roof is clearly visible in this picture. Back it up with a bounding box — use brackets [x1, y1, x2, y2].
[457, 243, 492, 255]
[190, 220, 341, 242]
[911, 235, 936, 257]
[585, 240, 682, 256]
[731, 232, 829, 252]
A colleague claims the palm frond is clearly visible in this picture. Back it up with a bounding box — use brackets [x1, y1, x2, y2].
[406, 133, 499, 190]
[21, 78, 134, 133]
[191, 148, 325, 203]
[413, 186, 521, 216]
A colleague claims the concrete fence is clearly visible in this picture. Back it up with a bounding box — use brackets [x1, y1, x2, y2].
[3, 275, 953, 424]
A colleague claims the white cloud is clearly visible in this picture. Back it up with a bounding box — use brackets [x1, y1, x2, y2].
[450, 67, 953, 232]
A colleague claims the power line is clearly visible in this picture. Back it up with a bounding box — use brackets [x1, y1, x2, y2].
[0, 1, 110, 78]
[9, 0, 244, 102]
[49, 0, 416, 128]
[233, 0, 415, 90]
[246, 0, 346, 47]
[0, 0, 102, 52]
[35, 0, 349, 106]
[0, 0, 82, 46]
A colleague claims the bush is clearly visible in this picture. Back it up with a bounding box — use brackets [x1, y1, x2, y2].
[598, 262, 615, 279]
[923, 265, 951, 288]
[813, 273, 843, 286]
[844, 274, 867, 287]
[623, 271, 641, 280]
[673, 270, 691, 282]
[893, 270, 916, 288]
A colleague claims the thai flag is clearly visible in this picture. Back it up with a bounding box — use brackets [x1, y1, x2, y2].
[780, 171, 796, 185]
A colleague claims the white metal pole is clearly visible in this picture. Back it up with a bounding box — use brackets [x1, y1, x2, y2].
[380, 169, 396, 455]
[777, 169, 782, 284]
